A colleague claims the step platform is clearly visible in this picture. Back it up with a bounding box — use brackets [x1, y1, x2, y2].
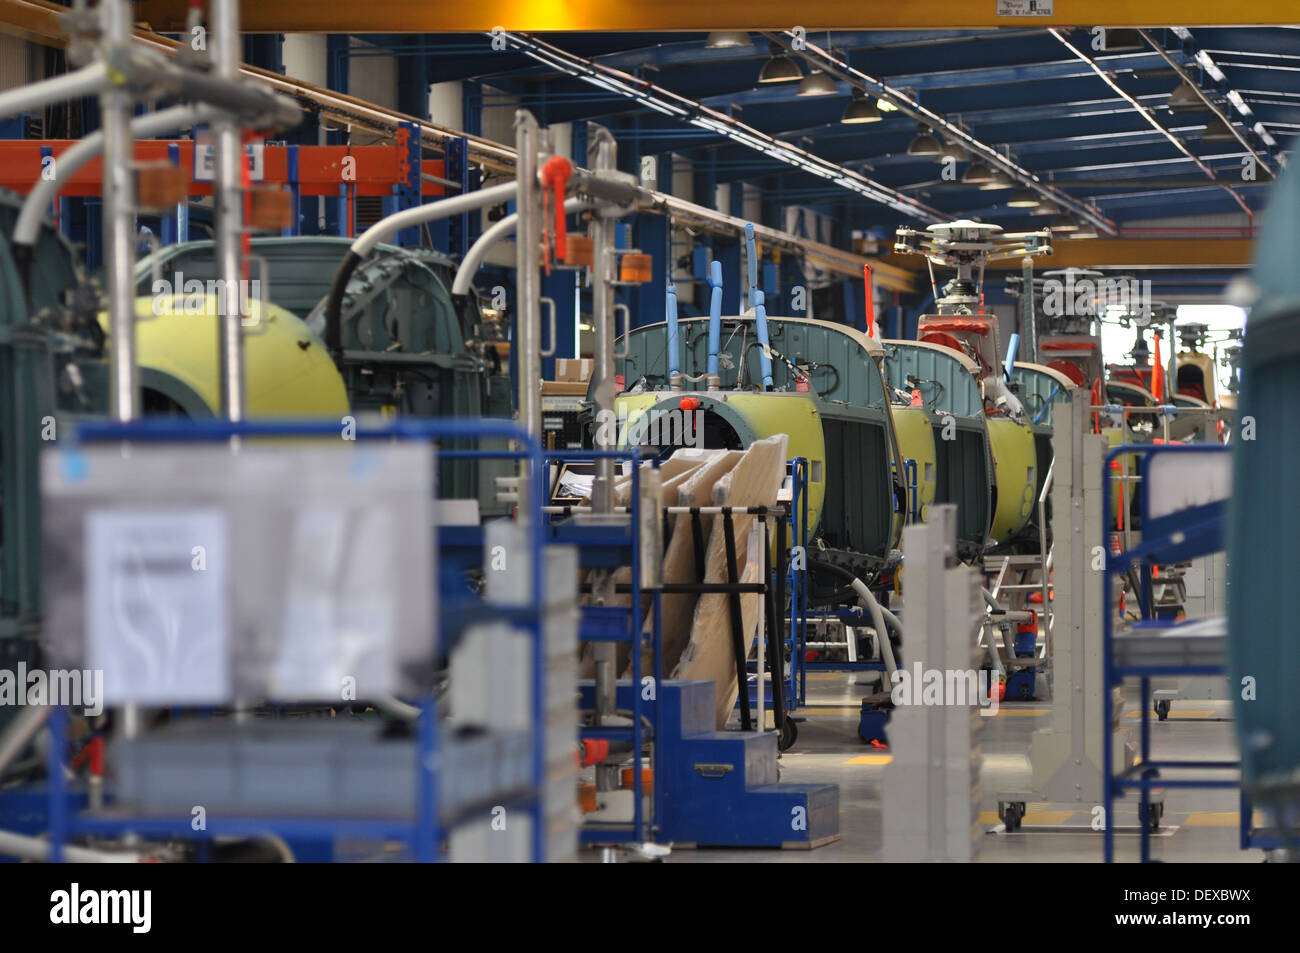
[578, 679, 838, 849]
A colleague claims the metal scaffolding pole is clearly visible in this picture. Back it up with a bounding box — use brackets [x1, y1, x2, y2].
[212, 0, 246, 422]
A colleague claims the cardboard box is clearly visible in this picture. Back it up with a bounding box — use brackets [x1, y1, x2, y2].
[554, 358, 593, 383]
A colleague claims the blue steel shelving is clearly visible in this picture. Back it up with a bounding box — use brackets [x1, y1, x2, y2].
[1101, 442, 1274, 862]
[44, 416, 550, 863]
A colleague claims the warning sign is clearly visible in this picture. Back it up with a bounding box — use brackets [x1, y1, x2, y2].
[997, 0, 1055, 15]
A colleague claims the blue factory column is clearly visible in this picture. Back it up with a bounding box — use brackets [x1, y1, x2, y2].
[542, 270, 579, 381]
[633, 213, 669, 329]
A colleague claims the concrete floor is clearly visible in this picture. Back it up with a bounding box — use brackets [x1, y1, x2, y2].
[664, 672, 1263, 863]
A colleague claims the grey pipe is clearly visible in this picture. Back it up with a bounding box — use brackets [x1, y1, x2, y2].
[0, 61, 108, 119]
[514, 111, 542, 441]
[849, 577, 899, 679]
[15, 104, 225, 251]
[0, 706, 50, 779]
[0, 829, 144, 863]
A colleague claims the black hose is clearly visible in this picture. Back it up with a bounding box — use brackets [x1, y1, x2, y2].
[324, 250, 363, 355]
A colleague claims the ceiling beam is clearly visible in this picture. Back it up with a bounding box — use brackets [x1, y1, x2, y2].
[495, 30, 944, 221]
[1049, 27, 1254, 218]
[768, 30, 1118, 235]
[129, 0, 1300, 32]
[1139, 29, 1276, 178]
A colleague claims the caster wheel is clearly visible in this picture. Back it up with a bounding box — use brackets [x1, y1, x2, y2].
[778, 717, 798, 751]
[1000, 802, 1025, 831]
[1155, 700, 1171, 721]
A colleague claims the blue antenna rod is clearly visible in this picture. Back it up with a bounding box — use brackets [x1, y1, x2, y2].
[745, 222, 759, 310]
[707, 260, 723, 379]
[753, 290, 774, 390]
[745, 223, 773, 389]
[1004, 332, 1020, 380]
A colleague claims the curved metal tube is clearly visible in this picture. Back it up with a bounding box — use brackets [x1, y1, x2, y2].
[324, 181, 520, 353]
[451, 196, 592, 296]
[0, 61, 108, 119]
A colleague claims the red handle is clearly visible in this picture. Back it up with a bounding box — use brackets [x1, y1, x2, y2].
[540, 155, 572, 262]
[863, 264, 875, 337]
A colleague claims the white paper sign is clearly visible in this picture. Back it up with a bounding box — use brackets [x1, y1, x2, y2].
[86, 508, 231, 704]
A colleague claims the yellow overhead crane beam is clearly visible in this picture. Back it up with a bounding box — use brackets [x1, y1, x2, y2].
[885, 238, 1254, 272]
[130, 0, 1300, 31]
[992, 237, 1255, 269]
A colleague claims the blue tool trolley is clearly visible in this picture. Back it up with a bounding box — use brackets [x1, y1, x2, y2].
[1101, 442, 1275, 862]
[41, 416, 550, 863]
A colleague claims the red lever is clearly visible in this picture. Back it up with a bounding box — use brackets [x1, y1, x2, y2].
[540, 155, 573, 267]
[863, 264, 875, 337]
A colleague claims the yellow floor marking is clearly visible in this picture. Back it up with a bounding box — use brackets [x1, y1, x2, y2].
[978, 808, 1078, 825]
[843, 754, 893, 766]
[993, 708, 1049, 717]
[1182, 811, 1266, 827]
[1125, 709, 1218, 719]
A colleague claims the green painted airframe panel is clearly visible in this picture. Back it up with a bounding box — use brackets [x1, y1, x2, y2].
[618, 316, 888, 411]
[879, 340, 984, 418]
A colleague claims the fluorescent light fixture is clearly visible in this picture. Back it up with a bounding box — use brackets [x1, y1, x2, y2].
[876, 95, 899, 112]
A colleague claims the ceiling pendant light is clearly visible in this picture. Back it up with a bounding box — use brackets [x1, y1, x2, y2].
[841, 88, 882, 124]
[758, 42, 803, 84]
[939, 139, 967, 162]
[907, 124, 943, 156]
[797, 70, 839, 97]
[1050, 214, 1080, 233]
[1071, 221, 1099, 239]
[978, 167, 1014, 190]
[1007, 187, 1041, 208]
[962, 160, 995, 184]
[1200, 116, 1237, 142]
[1167, 80, 1204, 113]
[1031, 196, 1061, 216]
[705, 31, 751, 50]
